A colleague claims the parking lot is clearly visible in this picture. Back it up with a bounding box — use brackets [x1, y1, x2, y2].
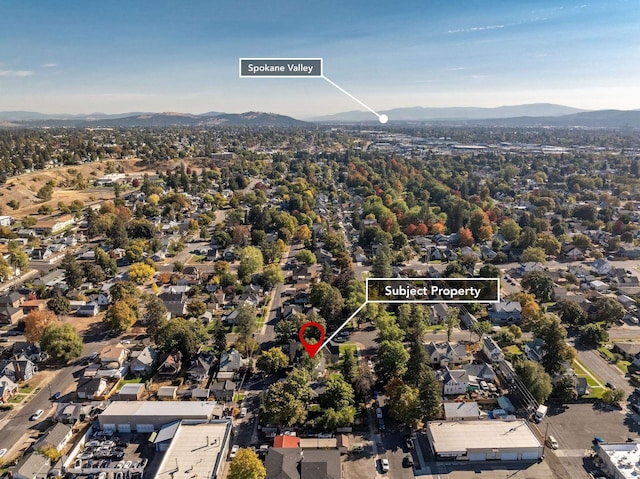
[543, 402, 640, 478]
[67, 431, 154, 479]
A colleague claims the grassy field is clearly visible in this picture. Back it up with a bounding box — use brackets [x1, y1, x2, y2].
[338, 343, 358, 356]
[573, 359, 606, 399]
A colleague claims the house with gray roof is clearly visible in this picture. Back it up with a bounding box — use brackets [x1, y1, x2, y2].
[488, 301, 522, 325]
[130, 346, 157, 377]
[425, 342, 468, 367]
[33, 423, 73, 451]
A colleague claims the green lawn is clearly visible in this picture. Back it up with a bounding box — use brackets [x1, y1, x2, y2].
[121, 377, 143, 384]
[504, 345, 523, 356]
[598, 346, 615, 361]
[617, 360, 631, 374]
[573, 359, 606, 398]
[233, 393, 244, 402]
[9, 394, 26, 404]
[20, 385, 35, 394]
[426, 325, 445, 331]
[338, 343, 358, 356]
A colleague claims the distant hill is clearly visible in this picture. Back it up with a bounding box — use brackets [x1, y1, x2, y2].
[202, 111, 308, 126]
[0, 111, 151, 121]
[0, 111, 308, 128]
[477, 110, 640, 128]
[309, 103, 587, 122]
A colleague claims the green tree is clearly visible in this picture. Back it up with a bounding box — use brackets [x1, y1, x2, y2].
[83, 262, 105, 283]
[602, 388, 626, 404]
[228, 448, 266, 479]
[259, 264, 284, 289]
[499, 219, 521, 242]
[295, 249, 317, 265]
[238, 246, 264, 283]
[61, 251, 84, 289]
[553, 376, 578, 402]
[445, 306, 460, 342]
[95, 247, 117, 277]
[109, 215, 129, 248]
[593, 297, 624, 326]
[376, 340, 409, 383]
[341, 348, 358, 384]
[262, 369, 313, 426]
[385, 377, 423, 429]
[515, 359, 552, 404]
[8, 243, 29, 278]
[537, 317, 570, 376]
[154, 318, 207, 360]
[558, 300, 588, 326]
[371, 248, 392, 279]
[256, 347, 289, 376]
[186, 300, 207, 317]
[104, 300, 137, 333]
[212, 320, 227, 357]
[535, 234, 561, 256]
[471, 320, 493, 341]
[322, 374, 355, 410]
[478, 264, 501, 278]
[417, 367, 443, 421]
[377, 311, 405, 342]
[521, 247, 547, 264]
[40, 323, 83, 362]
[522, 271, 555, 302]
[143, 295, 168, 337]
[47, 296, 71, 316]
[579, 323, 609, 346]
[236, 302, 258, 338]
[0, 256, 11, 282]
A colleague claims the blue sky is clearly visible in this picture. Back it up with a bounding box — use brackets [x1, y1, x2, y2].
[0, 0, 638, 116]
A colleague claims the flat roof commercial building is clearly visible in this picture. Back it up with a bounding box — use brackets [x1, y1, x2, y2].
[426, 420, 543, 461]
[597, 442, 640, 479]
[98, 401, 217, 433]
[154, 421, 232, 479]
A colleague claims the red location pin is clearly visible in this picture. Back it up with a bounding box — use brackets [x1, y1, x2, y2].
[299, 322, 325, 358]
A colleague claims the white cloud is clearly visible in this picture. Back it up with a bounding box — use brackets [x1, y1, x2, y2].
[42, 63, 58, 68]
[448, 24, 505, 34]
[0, 70, 34, 77]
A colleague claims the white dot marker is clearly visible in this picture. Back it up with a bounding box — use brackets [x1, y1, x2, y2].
[379, 114, 389, 124]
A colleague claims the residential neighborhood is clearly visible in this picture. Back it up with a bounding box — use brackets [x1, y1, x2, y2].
[0, 123, 640, 479]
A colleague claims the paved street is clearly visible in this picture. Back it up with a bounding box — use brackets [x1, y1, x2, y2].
[575, 346, 633, 395]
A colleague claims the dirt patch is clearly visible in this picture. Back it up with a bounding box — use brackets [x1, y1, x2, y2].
[62, 312, 105, 335]
[0, 158, 199, 219]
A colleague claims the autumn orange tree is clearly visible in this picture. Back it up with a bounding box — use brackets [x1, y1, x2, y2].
[24, 310, 57, 343]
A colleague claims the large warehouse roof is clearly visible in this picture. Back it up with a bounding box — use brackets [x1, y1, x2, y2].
[100, 400, 217, 418]
[428, 420, 541, 453]
[154, 422, 231, 479]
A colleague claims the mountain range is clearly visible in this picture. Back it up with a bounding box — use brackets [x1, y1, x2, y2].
[1, 104, 640, 128]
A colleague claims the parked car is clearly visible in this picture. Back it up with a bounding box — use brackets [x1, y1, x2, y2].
[546, 436, 559, 449]
[0, 448, 7, 458]
[229, 445, 239, 459]
[30, 409, 44, 421]
[606, 382, 616, 390]
[380, 458, 390, 473]
[239, 407, 247, 418]
[51, 391, 61, 401]
[403, 455, 414, 468]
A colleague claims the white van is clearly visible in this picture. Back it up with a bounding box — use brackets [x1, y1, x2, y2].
[546, 436, 559, 449]
[479, 381, 488, 391]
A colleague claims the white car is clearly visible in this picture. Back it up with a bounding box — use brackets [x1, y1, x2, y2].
[239, 407, 247, 418]
[381, 458, 390, 473]
[229, 445, 239, 459]
[30, 409, 44, 421]
[0, 448, 7, 458]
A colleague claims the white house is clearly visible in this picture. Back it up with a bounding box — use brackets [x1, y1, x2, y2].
[440, 367, 470, 395]
[425, 342, 468, 367]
